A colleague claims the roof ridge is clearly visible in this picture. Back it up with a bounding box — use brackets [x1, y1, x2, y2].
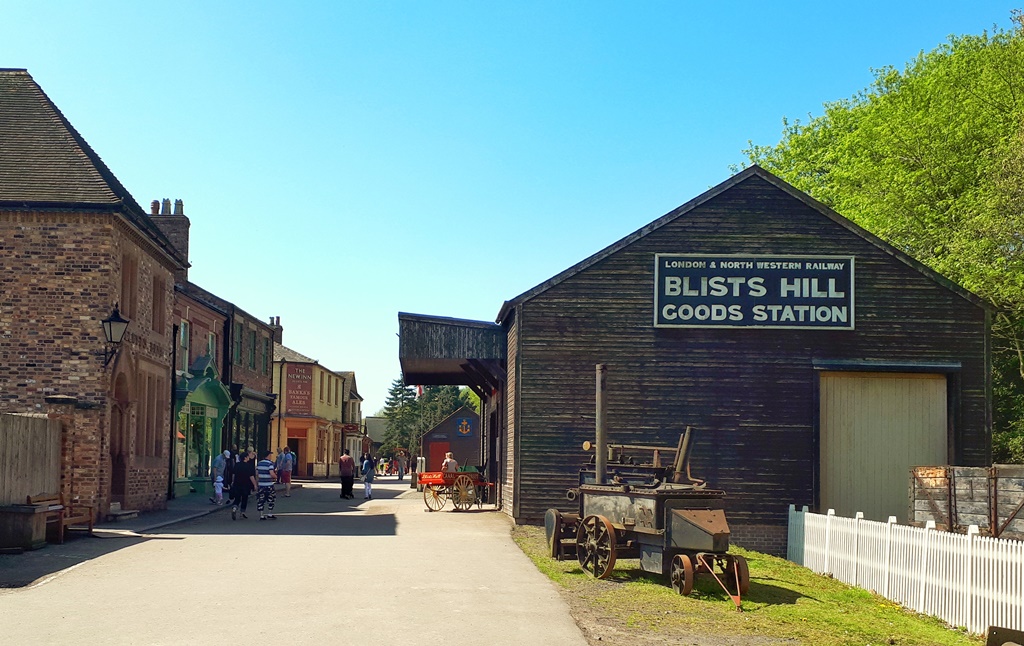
[0, 70, 185, 267]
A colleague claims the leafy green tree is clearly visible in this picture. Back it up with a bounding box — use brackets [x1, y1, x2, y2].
[459, 387, 481, 413]
[742, 12, 1024, 462]
[381, 377, 416, 456]
[380, 379, 473, 456]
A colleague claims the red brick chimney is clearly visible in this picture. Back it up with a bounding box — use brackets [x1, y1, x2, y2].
[149, 198, 191, 283]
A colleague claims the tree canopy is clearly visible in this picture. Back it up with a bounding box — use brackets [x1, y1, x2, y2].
[380, 378, 479, 457]
[743, 12, 1024, 462]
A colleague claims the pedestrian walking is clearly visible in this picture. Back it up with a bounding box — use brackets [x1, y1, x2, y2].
[230, 451, 257, 520]
[338, 448, 356, 499]
[256, 449, 278, 520]
[278, 446, 295, 496]
[212, 476, 225, 504]
[362, 453, 375, 500]
[209, 449, 228, 504]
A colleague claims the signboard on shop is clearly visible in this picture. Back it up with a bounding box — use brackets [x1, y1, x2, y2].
[285, 364, 313, 414]
[654, 254, 855, 329]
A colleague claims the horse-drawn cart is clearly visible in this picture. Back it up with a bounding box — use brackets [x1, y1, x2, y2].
[418, 470, 491, 511]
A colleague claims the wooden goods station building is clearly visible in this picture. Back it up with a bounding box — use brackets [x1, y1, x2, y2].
[399, 166, 991, 554]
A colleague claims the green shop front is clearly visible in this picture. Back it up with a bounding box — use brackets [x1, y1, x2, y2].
[173, 356, 231, 498]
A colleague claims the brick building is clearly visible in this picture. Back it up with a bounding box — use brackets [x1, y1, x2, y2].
[0, 69, 187, 517]
[272, 343, 363, 477]
[150, 198, 277, 496]
[170, 280, 231, 497]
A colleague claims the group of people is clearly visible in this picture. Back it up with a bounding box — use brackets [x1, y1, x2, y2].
[374, 455, 409, 479]
[210, 447, 288, 521]
[336, 449, 458, 500]
[337, 450, 380, 500]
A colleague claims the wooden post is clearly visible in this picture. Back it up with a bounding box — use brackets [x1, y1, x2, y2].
[595, 364, 607, 486]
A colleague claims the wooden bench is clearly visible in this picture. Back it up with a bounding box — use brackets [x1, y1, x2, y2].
[27, 493, 95, 544]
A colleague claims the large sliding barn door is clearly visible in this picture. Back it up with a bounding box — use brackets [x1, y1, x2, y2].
[819, 372, 948, 523]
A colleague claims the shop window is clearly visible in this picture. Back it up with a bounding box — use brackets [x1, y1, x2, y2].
[179, 403, 213, 479]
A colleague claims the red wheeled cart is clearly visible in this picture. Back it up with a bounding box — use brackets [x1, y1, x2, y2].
[418, 470, 492, 511]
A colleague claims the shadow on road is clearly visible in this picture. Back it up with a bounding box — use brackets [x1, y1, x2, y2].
[155, 508, 399, 537]
[0, 534, 181, 589]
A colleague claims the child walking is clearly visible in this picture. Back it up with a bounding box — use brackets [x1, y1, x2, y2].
[213, 475, 225, 504]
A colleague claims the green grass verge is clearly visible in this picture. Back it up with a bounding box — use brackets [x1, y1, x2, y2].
[512, 524, 982, 646]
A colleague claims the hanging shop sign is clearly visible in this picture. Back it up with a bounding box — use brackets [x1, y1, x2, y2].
[285, 364, 313, 414]
[654, 254, 855, 329]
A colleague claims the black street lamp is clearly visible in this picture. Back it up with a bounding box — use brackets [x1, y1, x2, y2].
[102, 305, 130, 366]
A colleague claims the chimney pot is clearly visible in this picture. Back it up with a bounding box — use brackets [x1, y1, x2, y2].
[160, 199, 171, 215]
[150, 200, 159, 215]
[173, 199, 184, 215]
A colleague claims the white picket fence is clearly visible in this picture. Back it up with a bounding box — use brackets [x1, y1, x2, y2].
[787, 504, 1024, 635]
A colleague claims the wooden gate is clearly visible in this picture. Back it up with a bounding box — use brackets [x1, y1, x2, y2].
[0, 413, 61, 505]
[820, 372, 948, 523]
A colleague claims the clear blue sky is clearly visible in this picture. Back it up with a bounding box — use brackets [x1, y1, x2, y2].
[4, 2, 1019, 413]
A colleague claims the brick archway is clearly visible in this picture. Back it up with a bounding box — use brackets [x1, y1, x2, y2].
[109, 371, 131, 507]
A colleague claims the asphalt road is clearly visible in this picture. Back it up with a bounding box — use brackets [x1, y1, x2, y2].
[0, 478, 589, 645]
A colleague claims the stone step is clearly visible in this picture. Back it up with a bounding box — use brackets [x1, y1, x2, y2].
[105, 509, 139, 522]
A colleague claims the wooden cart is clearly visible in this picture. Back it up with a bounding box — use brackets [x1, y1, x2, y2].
[418, 470, 491, 511]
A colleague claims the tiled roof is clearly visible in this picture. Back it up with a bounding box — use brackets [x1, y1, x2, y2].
[274, 342, 317, 364]
[0, 69, 185, 266]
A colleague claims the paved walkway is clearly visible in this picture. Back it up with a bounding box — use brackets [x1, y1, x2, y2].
[0, 477, 590, 645]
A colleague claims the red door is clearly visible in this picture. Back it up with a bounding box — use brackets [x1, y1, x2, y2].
[428, 442, 449, 472]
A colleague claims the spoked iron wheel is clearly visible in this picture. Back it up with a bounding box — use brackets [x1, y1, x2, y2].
[451, 475, 477, 511]
[670, 554, 695, 595]
[423, 484, 446, 511]
[544, 509, 563, 559]
[576, 514, 617, 579]
[725, 554, 750, 595]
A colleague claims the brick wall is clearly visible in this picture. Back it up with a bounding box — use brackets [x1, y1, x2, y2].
[0, 209, 176, 518]
[730, 523, 788, 557]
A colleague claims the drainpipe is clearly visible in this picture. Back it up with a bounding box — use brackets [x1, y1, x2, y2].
[167, 323, 179, 499]
[277, 360, 286, 457]
[596, 364, 607, 485]
[223, 305, 236, 451]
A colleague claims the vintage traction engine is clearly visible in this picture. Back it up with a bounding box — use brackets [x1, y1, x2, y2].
[544, 365, 750, 609]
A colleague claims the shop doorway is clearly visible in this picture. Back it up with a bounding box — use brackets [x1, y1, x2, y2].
[287, 438, 303, 477]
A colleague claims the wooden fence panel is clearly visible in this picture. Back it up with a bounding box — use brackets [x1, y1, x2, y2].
[0, 413, 61, 505]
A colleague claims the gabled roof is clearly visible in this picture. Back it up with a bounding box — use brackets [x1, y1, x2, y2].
[274, 342, 317, 364]
[0, 69, 185, 266]
[496, 165, 989, 322]
[338, 371, 362, 401]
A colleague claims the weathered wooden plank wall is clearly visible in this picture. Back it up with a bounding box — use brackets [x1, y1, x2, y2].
[0, 413, 61, 505]
[511, 175, 989, 526]
[503, 314, 518, 517]
[912, 465, 1024, 539]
